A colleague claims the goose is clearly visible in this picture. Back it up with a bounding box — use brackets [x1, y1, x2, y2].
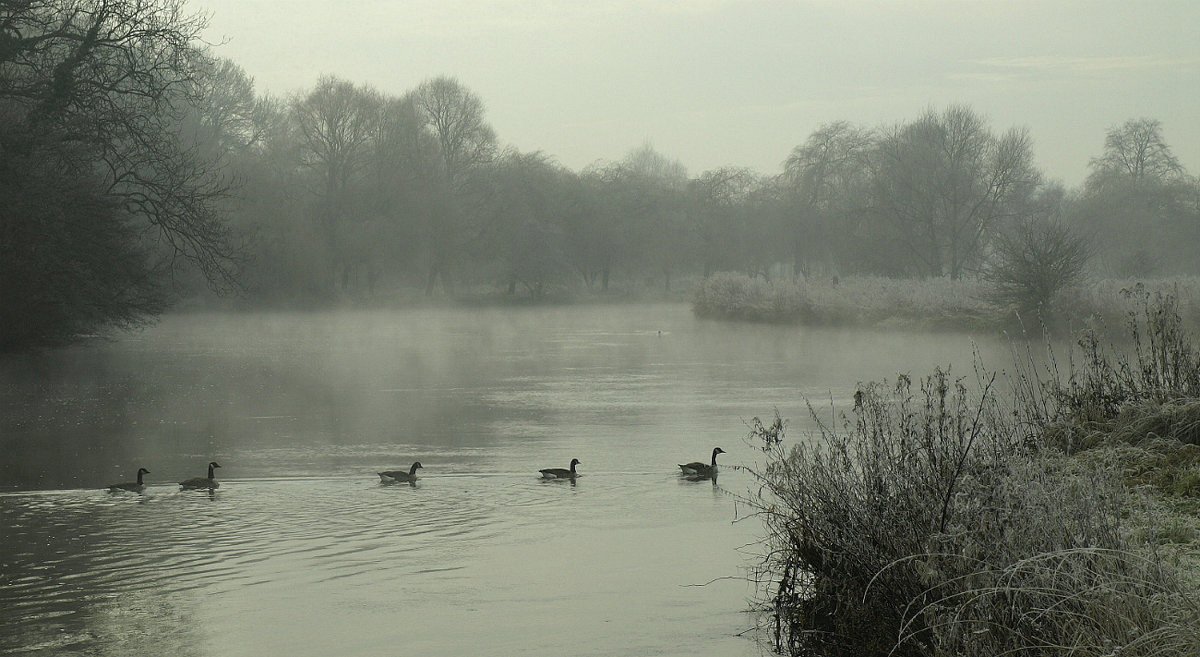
[379, 462, 423, 484]
[180, 461, 221, 489]
[539, 458, 580, 479]
[679, 447, 724, 478]
[108, 467, 150, 493]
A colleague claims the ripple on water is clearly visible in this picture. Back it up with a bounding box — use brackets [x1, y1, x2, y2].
[1, 466, 758, 656]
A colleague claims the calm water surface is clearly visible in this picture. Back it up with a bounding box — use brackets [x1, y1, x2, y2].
[0, 303, 1010, 655]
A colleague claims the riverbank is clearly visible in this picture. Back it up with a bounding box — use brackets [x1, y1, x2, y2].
[748, 291, 1200, 656]
[693, 271, 1200, 335]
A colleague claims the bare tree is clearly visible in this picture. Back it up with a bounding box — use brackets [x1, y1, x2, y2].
[407, 76, 497, 295]
[689, 166, 765, 277]
[780, 121, 875, 277]
[1075, 118, 1199, 275]
[0, 0, 239, 350]
[408, 76, 496, 190]
[1087, 118, 1185, 188]
[985, 185, 1091, 317]
[290, 76, 382, 289]
[871, 105, 1040, 278]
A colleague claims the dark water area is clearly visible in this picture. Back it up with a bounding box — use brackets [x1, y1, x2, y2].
[0, 303, 1012, 655]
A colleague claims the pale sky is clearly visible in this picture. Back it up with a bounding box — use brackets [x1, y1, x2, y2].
[195, 0, 1199, 187]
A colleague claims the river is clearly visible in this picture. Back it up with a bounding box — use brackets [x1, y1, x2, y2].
[0, 303, 1012, 656]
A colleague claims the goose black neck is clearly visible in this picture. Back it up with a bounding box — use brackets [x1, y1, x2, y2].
[207, 464, 215, 479]
[136, 470, 145, 485]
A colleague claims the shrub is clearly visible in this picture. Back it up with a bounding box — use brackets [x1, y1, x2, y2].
[691, 271, 806, 322]
[747, 368, 1199, 656]
[983, 217, 1091, 318]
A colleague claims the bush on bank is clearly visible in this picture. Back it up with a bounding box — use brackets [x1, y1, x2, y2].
[748, 291, 1200, 656]
[692, 272, 807, 323]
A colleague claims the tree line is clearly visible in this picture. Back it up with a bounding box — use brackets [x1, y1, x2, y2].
[3, 0, 1198, 350]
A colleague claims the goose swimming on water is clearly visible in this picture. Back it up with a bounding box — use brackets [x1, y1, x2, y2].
[378, 462, 423, 483]
[108, 467, 150, 493]
[679, 447, 724, 478]
[180, 461, 221, 489]
[539, 458, 580, 479]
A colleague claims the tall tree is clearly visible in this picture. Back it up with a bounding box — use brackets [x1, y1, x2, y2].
[689, 166, 764, 277]
[0, 0, 237, 351]
[290, 76, 382, 290]
[1074, 118, 1199, 275]
[407, 76, 497, 295]
[478, 150, 572, 298]
[362, 96, 445, 293]
[617, 143, 690, 293]
[780, 121, 875, 277]
[870, 105, 1040, 278]
[1086, 118, 1185, 189]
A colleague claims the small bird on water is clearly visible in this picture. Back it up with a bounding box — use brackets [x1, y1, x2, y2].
[108, 467, 150, 493]
[539, 458, 580, 479]
[180, 461, 221, 489]
[679, 447, 724, 479]
[379, 461, 423, 484]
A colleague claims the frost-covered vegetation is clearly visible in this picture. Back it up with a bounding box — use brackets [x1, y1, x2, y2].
[748, 292, 1200, 656]
[693, 272, 1200, 334]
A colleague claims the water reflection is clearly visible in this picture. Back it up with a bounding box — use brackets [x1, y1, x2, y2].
[379, 479, 418, 488]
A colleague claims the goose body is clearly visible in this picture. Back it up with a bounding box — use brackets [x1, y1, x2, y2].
[679, 447, 724, 478]
[379, 461, 423, 483]
[108, 467, 150, 493]
[180, 461, 221, 489]
[539, 458, 580, 479]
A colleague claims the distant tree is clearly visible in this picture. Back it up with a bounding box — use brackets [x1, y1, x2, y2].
[618, 143, 690, 293]
[184, 58, 271, 156]
[290, 76, 382, 290]
[221, 97, 329, 302]
[1073, 118, 1199, 275]
[780, 121, 876, 278]
[689, 166, 766, 278]
[871, 105, 1041, 278]
[572, 164, 634, 291]
[409, 76, 498, 189]
[477, 150, 573, 298]
[1086, 118, 1185, 189]
[407, 76, 498, 295]
[363, 97, 446, 293]
[0, 0, 238, 351]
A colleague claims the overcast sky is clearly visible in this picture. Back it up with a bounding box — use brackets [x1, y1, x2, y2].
[196, 0, 1198, 187]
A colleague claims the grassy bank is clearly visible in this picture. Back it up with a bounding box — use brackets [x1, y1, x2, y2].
[694, 271, 1200, 334]
[748, 292, 1200, 656]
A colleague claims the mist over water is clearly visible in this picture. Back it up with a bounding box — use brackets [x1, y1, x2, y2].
[0, 303, 1013, 655]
